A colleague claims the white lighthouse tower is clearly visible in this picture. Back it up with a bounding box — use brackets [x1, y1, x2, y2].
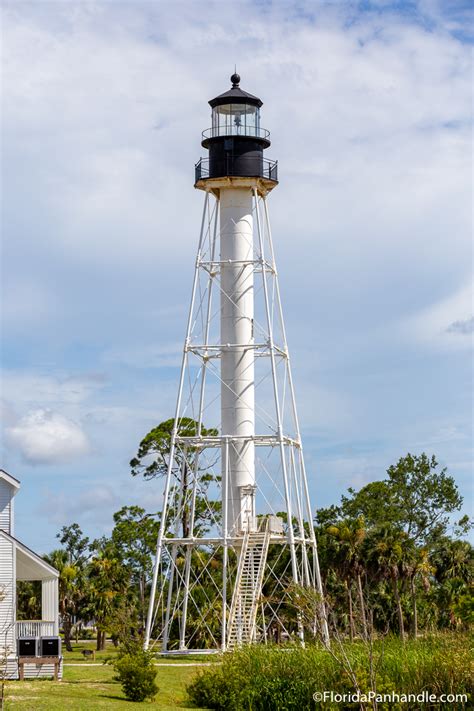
[145, 74, 328, 652]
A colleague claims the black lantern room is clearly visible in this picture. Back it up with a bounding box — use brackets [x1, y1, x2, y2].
[195, 74, 278, 184]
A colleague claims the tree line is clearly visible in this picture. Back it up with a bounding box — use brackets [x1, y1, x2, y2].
[17, 420, 473, 650]
[315, 452, 472, 639]
[18, 508, 159, 651]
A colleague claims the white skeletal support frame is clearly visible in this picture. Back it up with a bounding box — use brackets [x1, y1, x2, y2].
[144, 175, 329, 652]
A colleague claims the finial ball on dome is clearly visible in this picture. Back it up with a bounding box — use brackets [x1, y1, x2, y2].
[231, 73, 240, 86]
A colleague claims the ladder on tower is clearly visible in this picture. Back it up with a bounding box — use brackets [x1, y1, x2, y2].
[227, 519, 271, 649]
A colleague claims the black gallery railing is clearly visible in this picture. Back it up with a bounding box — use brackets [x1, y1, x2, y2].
[202, 126, 271, 141]
[195, 157, 278, 183]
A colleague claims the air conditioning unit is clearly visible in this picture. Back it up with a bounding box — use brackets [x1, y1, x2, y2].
[18, 636, 38, 657]
[39, 636, 61, 657]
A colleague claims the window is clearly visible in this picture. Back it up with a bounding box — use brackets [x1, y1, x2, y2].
[211, 104, 261, 137]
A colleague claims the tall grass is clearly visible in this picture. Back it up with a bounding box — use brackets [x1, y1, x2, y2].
[187, 633, 472, 710]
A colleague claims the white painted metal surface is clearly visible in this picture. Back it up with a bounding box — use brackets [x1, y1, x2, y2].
[227, 520, 270, 648]
[220, 187, 256, 535]
[145, 182, 329, 652]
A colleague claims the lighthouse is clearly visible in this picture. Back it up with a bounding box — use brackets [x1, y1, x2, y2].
[144, 75, 328, 652]
[205, 73, 269, 537]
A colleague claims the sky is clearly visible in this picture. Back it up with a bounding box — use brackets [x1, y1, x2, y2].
[1, 0, 472, 554]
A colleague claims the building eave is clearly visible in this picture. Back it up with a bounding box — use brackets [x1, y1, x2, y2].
[0, 530, 59, 579]
[0, 469, 21, 494]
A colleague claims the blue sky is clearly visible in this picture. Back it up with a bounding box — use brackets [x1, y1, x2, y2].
[1, 0, 472, 553]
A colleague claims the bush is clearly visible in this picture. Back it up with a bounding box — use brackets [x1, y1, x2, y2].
[74, 626, 95, 640]
[113, 643, 158, 702]
[187, 634, 473, 710]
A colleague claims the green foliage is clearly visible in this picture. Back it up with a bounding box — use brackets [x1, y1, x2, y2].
[44, 543, 89, 651]
[4, 650, 198, 710]
[340, 453, 463, 544]
[50, 512, 159, 651]
[57, 523, 91, 567]
[187, 635, 472, 710]
[113, 643, 159, 702]
[85, 538, 132, 649]
[315, 453, 470, 639]
[453, 589, 474, 626]
[46, 446, 471, 653]
[432, 537, 474, 584]
[75, 626, 96, 640]
[130, 417, 220, 539]
[130, 417, 217, 481]
[110, 506, 160, 626]
[16, 580, 41, 620]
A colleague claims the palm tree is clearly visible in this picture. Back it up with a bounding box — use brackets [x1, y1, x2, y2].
[432, 538, 473, 584]
[406, 547, 434, 638]
[85, 546, 129, 651]
[326, 517, 368, 640]
[431, 538, 474, 629]
[16, 581, 41, 620]
[43, 549, 79, 652]
[365, 526, 411, 639]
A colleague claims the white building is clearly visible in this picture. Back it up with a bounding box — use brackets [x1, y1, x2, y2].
[0, 469, 60, 679]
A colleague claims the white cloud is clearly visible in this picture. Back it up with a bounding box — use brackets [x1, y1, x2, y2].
[38, 480, 163, 529]
[1, 372, 106, 407]
[1, 1, 472, 542]
[6, 408, 90, 465]
[40, 484, 122, 525]
[447, 316, 474, 335]
[398, 280, 473, 349]
[102, 342, 183, 369]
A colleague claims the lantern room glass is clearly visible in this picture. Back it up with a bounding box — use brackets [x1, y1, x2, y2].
[211, 104, 261, 138]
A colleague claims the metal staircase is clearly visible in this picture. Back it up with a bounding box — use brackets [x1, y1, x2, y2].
[227, 519, 271, 649]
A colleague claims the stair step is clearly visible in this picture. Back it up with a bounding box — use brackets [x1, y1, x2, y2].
[227, 529, 271, 647]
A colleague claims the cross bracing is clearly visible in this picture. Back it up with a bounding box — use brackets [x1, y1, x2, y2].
[145, 186, 329, 652]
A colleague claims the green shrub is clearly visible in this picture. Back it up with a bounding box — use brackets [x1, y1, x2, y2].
[187, 634, 473, 710]
[113, 643, 158, 702]
[74, 626, 95, 640]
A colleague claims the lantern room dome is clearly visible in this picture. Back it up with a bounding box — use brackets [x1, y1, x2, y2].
[209, 74, 263, 108]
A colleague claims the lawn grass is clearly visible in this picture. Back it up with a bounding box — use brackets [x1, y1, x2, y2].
[63, 641, 219, 665]
[9, 634, 470, 710]
[4, 643, 209, 710]
[59, 640, 114, 664]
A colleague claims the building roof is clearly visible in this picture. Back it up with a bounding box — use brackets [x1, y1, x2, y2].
[209, 74, 263, 109]
[0, 530, 59, 580]
[0, 469, 21, 492]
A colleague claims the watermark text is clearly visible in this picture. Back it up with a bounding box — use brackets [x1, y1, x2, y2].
[313, 690, 468, 704]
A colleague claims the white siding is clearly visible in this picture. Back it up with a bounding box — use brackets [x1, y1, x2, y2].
[3, 657, 19, 680]
[0, 480, 13, 535]
[0, 536, 15, 655]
